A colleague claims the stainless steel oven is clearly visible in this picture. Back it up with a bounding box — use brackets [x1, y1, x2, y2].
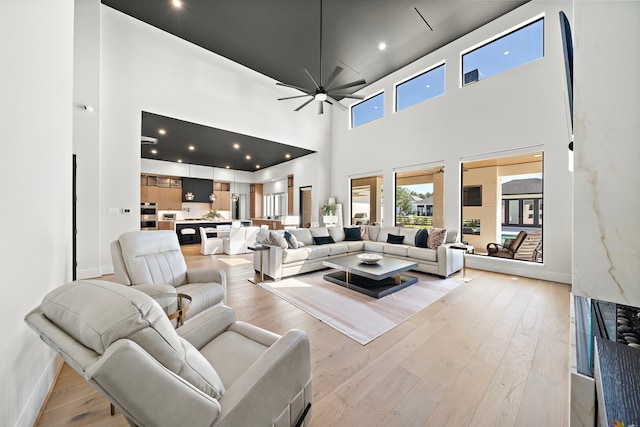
[140, 202, 157, 230]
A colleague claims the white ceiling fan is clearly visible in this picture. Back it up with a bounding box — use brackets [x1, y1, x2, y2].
[276, 0, 366, 114]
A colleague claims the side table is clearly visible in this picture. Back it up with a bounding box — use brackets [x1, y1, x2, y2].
[450, 244, 474, 282]
[248, 244, 268, 284]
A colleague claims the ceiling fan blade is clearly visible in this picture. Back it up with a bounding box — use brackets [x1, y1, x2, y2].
[294, 97, 314, 112]
[278, 94, 313, 101]
[328, 78, 366, 92]
[300, 68, 321, 91]
[276, 81, 313, 93]
[318, 101, 324, 115]
[323, 66, 344, 89]
[329, 93, 365, 100]
[326, 96, 347, 111]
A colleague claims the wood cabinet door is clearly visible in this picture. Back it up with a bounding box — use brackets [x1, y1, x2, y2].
[158, 187, 182, 210]
[141, 185, 158, 203]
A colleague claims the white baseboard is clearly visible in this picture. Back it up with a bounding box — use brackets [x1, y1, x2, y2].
[15, 354, 62, 427]
[466, 255, 571, 284]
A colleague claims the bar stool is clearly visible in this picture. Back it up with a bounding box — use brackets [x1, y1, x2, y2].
[180, 227, 196, 244]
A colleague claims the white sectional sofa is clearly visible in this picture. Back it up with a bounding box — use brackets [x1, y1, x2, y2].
[253, 225, 463, 281]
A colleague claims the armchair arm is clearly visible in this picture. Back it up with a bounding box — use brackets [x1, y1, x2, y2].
[177, 305, 236, 350]
[89, 339, 221, 427]
[130, 283, 177, 296]
[187, 269, 227, 303]
[215, 329, 312, 427]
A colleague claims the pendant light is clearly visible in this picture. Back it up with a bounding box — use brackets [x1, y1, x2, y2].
[209, 165, 216, 202]
[231, 164, 238, 202]
[185, 164, 195, 200]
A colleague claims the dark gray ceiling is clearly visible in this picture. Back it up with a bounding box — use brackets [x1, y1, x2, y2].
[141, 112, 315, 172]
[103, 0, 529, 171]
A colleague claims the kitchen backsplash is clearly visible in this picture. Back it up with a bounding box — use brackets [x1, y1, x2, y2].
[159, 203, 230, 220]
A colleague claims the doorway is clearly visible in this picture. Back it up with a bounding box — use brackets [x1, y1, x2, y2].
[299, 186, 312, 227]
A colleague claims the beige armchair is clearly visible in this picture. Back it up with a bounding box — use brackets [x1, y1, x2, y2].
[111, 230, 226, 322]
[25, 280, 313, 427]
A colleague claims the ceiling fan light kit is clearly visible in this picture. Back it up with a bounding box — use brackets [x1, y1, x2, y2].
[276, 0, 366, 114]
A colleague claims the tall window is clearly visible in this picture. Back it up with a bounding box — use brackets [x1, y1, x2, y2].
[263, 193, 286, 219]
[351, 92, 384, 128]
[462, 17, 544, 85]
[462, 151, 543, 262]
[351, 174, 383, 225]
[395, 63, 445, 112]
[394, 166, 444, 229]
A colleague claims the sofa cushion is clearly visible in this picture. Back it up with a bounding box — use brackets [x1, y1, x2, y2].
[384, 244, 410, 257]
[363, 241, 385, 253]
[304, 245, 331, 260]
[343, 227, 362, 241]
[282, 248, 309, 264]
[41, 280, 225, 399]
[398, 228, 419, 246]
[290, 228, 314, 246]
[328, 243, 348, 256]
[407, 246, 438, 262]
[313, 235, 335, 245]
[255, 228, 270, 244]
[328, 226, 345, 242]
[345, 241, 365, 252]
[284, 231, 299, 249]
[387, 233, 405, 244]
[427, 228, 447, 249]
[415, 229, 429, 248]
[376, 226, 400, 243]
[268, 231, 288, 249]
[367, 225, 380, 242]
[309, 226, 330, 238]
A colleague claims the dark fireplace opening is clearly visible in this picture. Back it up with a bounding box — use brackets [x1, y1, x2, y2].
[574, 296, 640, 377]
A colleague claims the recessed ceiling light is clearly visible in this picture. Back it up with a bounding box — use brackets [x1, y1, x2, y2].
[177, 159, 183, 163]
[233, 143, 240, 149]
[378, 42, 387, 50]
[226, 165, 230, 169]
[256, 165, 260, 169]
[151, 149, 157, 154]
[246, 155, 251, 160]
[172, 0, 182, 8]
[285, 154, 291, 159]
[158, 128, 166, 135]
[188, 145, 195, 151]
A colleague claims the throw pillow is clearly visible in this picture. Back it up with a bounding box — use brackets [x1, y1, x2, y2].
[313, 235, 335, 245]
[268, 231, 288, 249]
[415, 228, 429, 248]
[284, 231, 299, 249]
[387, 233, 405, 244]
[343, 227, 362, 241]
[255, 228, 270, 244]
[427, 228, 447, 249]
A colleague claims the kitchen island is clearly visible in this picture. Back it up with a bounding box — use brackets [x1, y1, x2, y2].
[172, 220, 252, 245]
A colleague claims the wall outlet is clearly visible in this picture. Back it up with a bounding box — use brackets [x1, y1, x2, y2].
[121, 208, 131, 214]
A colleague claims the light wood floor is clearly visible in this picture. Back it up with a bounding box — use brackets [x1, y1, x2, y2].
[36, 245, 571, 426]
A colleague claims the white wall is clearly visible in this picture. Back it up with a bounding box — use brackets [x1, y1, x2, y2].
[572, 1, 640, 306]
[98, 6, 331, 272]
[331, 1, 574, 283]
[0, 1, 74, 426]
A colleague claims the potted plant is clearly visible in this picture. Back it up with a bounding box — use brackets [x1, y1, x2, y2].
[203, 209, 223, 220]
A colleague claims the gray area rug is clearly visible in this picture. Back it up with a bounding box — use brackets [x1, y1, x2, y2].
[259, 270, 463, 345]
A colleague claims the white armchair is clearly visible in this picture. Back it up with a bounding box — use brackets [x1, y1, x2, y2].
[223, 226, 260, 255]
[111, 230, 226, 322]
[25, 280, 313, 427]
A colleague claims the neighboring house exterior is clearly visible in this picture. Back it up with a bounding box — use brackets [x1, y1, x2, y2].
[501, 178, 543, 228]
[413, 195, 434, 217]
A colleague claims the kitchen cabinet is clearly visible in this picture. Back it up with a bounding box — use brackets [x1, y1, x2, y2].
[250, 183, 263, 218]
[140, 175, 159, 203]
[211, 182, 231, 211]
[158, 187, 182, 210]
[158, 221, 174, 231]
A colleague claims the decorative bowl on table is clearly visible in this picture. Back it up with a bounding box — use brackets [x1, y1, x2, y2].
[357, 253, 383, 264]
